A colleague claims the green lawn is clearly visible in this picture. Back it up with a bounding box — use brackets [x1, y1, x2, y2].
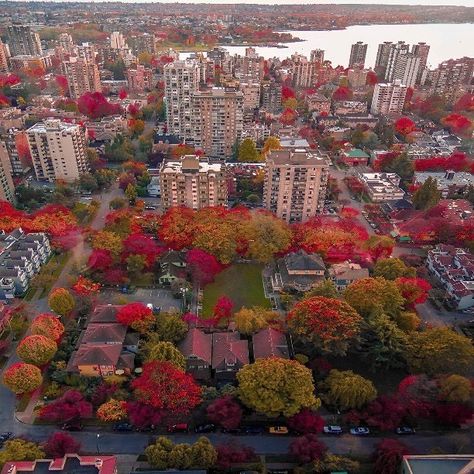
[202, 263, 270, 317]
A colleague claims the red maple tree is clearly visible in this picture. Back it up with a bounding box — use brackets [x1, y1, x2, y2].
[207, 396, 243, 430]
[116, 302, 154, 333]
[287, 409, 325, 434]
[39, 390, 93, 422]
[44, 432, 81, 458]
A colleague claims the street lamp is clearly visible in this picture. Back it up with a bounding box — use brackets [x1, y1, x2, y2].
[96, 434, 101, 455]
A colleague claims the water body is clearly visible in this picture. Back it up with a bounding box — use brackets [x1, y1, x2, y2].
[181, 23, 474, 69]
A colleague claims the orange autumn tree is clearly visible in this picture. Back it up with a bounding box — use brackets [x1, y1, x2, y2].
[96, 399, 127, 422]
[16, 335, 57, 366]
[2, 362, 43, 394]
[48, 288, 75, 317]
[287, 296, 363, 355]
[30, 313, 65, 342]
[72, 275, 101, 296]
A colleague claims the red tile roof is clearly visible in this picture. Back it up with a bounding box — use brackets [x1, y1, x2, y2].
[178, 328, 212, 364]
[212, 332, 249, 370]
[253, 328, 289, 360]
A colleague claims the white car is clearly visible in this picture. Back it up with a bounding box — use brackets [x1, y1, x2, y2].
[323, 425, 343, 435]
[350, 427, 370, 435]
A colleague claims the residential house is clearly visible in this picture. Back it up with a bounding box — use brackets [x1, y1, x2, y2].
[0, 228, 51, 297]
[358, 172, 405, 202]
[426, 244, 474, 310]
[67, 304, 137, 377]
[158, 250, 187, 285]
[329, 261, 370, 290]
[178, 328, 212, 380]
[253, 328, 289, 360]
[272, 250, 326, 293]
[1, 454, 118, 474]
[212, 332, 249, 380]
[340, 148, 370, 166]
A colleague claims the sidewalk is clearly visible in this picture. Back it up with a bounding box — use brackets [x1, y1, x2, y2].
[15, 386, 42, 424]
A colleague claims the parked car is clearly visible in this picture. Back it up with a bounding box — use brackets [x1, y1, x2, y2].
[268, 426, 288, 435]
[194, 424, 216, 433]
[243, 426, 264, 435]
[167, 423, 188, 433]
[113, 422, 133, 432]
[396, 426, 416, 435]
[61, 422, 83, 431]
[0, 433, 13, 442]
[323, 425, 343, 435]
[221, 427, 242, 434]
[144, 206, 156, 211]
[350, 427, 370, 436]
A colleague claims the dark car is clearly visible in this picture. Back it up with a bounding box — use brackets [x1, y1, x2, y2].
[194, 424, 216, 433]
[167, 423, 188, 433]
[61, 422, 83, 431]
[396, 426, 416, 435]
[0, 433, 13, 442]
[221, 427, 242, 434]
[113, 422, 133, 432]
[243, 426, 264, 435]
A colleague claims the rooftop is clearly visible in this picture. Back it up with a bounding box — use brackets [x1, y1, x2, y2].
[267, 149, 328, 166]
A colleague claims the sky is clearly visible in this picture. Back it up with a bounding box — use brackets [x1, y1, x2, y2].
[114, 0, 474, 4]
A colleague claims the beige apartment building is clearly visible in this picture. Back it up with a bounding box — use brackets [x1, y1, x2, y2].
[0, 141, 15, 203]
[159, 155, 228, 211]
[370, 80, 408, 115]
[27, 119, 89, 182]
[192, 88, 243, 159]
[263, 148, 330, 223]
[0, 40, 9, 73]
[62, 56, 101, 99]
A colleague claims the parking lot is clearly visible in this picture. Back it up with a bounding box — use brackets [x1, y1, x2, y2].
[100, 287, 182, 312]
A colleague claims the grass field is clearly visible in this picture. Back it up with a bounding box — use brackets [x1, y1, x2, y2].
[202, 263, 270, 317]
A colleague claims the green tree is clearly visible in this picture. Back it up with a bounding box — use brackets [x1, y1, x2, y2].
[48, 288, 75, 317]
[380, 152, 414, 181]
[109, 197, 127, 210]
[168, 444, 192, 469]
[322, 369, 377, 410]
[144, 341, 186, 369]
[238, 138, 259, 162]
[344, 277, 405, 319]
[145, 436, 174, 469]
[438, 375, 472, 403]
[237, 358, 320, 417]
[405, 328, 474, 375]
[190, 437, 217, 468]
[126, 254, 147, 275]
[0, 439, 45, 466]
[79, 173, 99, 192]
[413, 177, 441, 210]
[305, 279, 339, 299]
[360, 312, 407, 370]
[393, 311, 420, 332]
[155, 311, 188, 343]
[313, 454, 360, 473]
[373, 258, 416, 280]
[125, 183, 137, 204]
[234, 306, 279, 335]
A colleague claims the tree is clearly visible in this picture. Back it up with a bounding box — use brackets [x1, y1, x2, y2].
[206, 396, 243, 430]
[234, 306, 279, 335]
[39, 390, 93, 422]
[126, 401, 163, 430]
[88, 249, 113, 271]
[91, 230, 123, 256]
[96, 399, 127, 422]
[438, 375, 472, 403]
[406, 328, 474, 375]
[109, 197, 127, 210]
[287, 296, 362, 355]
[215, 444, 256, 470]
[395, 277, 431, 307]
[237, 358, 320, 417]
[186, 249, 223, 286]
[44, 432, 81, 458]
[17, 335, 57, 366]
[30, 313, 65, 342]
[287, 408, 324, 434]
[116, 302, 155, 334]
[394, 311, 420, 332]
[323, 369, 377, 410]
[289, 434, 327, 464]
[314, 454, 360, 473]
[245, 212, 292, 263]
[145, 436, 175, 469]
[261, 136, 281, 156]
[155, 311, 188, 343]
[0, 439, 45, 466]
[364, 235, 395, 261]
[71, 275, 101, 296]
[125, 183, 137, 204]
[413, 177, 441, 210]
[304, 279, 339, 299]
[126, 254, 147, 275]
[48, 287, 75, 317]
[373, 258, 416, 280]
[144, 341, 186, 369]
[212, 296, 233, 323]
[374, 439, 410, 474]
[132, 361, 201, 414]
[344, 277, 405, 318]
[395, 117, 416, 136]
[238, 138, 259, 162]
[2, 362, 42, 394]
[190, 436, 217, 468]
